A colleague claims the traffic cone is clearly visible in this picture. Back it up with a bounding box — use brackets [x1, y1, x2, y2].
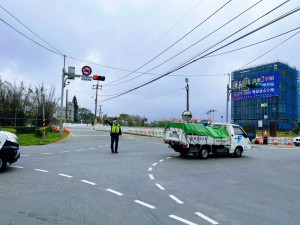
[255, 135, 259, 144]
[260, 138, 263, 145]
[274, 139, 278, 145]
[264, 130, 268, 137]
[287, 139, 291, 145]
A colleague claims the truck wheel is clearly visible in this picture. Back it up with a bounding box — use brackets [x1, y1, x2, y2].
[199, 148, 209, 159]
[0, 155, 7, 172]
[234, 147, 243, 158]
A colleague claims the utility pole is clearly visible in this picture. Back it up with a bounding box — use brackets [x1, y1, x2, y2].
[42, 93, 45, 141]
[93, 81, 101, 126]
[226, 73, 231, 123]
[65, 89, 68, 123]
[59, 55, 66, 136]
[185, 78, 189, 111]
[99, 105, 102, 124]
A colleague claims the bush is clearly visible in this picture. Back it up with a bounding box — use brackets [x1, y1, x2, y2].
[3, 127, 17, 134]
[34, 128, 44, 137]
[15, 126, 37, 134]
[292, 127, 300, 135]
[45, 126, 54, 133]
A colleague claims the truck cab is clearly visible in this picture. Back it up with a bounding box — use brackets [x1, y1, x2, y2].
[0, 129, 20, 172]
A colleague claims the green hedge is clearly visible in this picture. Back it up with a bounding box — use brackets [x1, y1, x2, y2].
[3, 127, 17, 134]
[34, 128, 44, 137]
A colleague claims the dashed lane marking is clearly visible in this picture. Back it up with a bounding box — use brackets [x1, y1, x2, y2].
[169, 215, 197, 225]
[21, 155, 30, 157]
[60, 151, 69, 153]
[169, 195, 184, 204]
[35, 169, 49, 173]
[98, 146, 103, 148]
[76, 149, 83, 152]
[159, 159, 164, 162]
[106, 189, 123, 196]
[42, 153, 52, 155]
[81, 180, 97, 185]
[152, 163, 158, 166]
[58, 173, 73, 178]
[105, 145, 109, 147]
[195, 212, 219, 225]
[166, 157, 172, 159]
[134, 200, 156, 209]
[10, 166, 24, 169]
[89, 148, 95, 149]
[155, 183, 165, 190]
[148, 167, 152, 172]
[149, 174, 154, 180]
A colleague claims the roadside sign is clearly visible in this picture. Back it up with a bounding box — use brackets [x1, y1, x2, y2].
[258, 120, 263, 127]
[82, 66, 92, 76]
[81, 76, 92, 81]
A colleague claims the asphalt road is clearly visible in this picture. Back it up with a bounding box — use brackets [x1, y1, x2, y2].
[1, 127, 300, 225]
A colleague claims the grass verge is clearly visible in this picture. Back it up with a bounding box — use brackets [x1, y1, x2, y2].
[18, 132, 69, 146]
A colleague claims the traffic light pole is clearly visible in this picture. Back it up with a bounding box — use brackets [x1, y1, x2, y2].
[59, 55, 66, 136]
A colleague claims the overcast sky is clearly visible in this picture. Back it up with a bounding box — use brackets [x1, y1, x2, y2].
[1, 0, 299, 122]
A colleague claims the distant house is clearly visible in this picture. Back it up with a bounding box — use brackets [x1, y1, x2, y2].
[55, 102, 75, 123]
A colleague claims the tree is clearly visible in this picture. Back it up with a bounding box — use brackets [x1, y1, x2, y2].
[72, 96, 79, 122]
[127, 116, 134, 127]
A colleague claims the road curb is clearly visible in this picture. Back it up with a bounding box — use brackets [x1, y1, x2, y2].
[53, 134, 71, 144]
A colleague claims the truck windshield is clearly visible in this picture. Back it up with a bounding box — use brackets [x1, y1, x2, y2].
[233, 126, 246, 135]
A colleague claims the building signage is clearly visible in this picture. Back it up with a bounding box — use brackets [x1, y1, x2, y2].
[232, 72, 279, 101]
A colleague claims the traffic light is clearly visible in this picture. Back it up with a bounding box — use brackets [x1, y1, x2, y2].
[93, 75, 105, 81]
[247, 83, 264, 88]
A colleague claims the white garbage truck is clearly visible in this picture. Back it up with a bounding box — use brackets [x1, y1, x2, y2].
[164, 122, 251, 159]
[0, 128, 20, 171]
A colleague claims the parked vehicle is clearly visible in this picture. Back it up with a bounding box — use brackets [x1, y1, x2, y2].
[164, 122, 251, 159]
[0, 129, 20, 171]
[293, 137, 300, 146]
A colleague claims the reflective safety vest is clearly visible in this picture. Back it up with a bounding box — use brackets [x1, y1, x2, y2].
[112, 123, 120, 133]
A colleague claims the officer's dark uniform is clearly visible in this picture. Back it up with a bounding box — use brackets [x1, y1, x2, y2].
[105, 119, 122, 153]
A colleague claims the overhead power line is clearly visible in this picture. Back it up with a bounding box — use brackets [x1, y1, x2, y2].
[100, 5, 300, 102]
[0, 17, 63, 55]
[104, 0, 233, 86]
[104, 0, 286, 87]
[238, 30, 300, 70]
[124, 0, 206, 67]
[0, 4, 63, 55]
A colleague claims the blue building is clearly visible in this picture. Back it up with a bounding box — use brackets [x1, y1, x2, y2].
[231, 62, 299, 130]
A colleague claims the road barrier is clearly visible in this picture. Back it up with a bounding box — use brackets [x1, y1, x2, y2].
[94, 125, 165, 138]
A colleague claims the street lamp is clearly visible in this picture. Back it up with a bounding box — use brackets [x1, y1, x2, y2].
[182, 78, 192, 123]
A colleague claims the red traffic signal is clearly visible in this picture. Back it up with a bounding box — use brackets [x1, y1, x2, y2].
[93, 75, 105, 81]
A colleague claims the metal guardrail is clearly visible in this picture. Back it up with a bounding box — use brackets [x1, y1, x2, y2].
[94, 125, 165, 138]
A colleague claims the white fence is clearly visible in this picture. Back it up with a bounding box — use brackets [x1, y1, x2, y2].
[256, 137, 295, 145]
[94, 125, 165, 138]
[63, 123, 92, 127]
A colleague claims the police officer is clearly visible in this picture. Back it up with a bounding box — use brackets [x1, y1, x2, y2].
[104, 117, 122, 153]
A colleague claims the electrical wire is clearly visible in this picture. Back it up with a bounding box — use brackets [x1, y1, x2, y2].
[105, 0, 288, 87]
[99, 5, 300, 102]
[0, 4, 63, 55]
[0, 17, 63, 55]
[104, 0, 233, 85]
[105, 0, 263, 87]
[124, 0, 206, 67]
[238, 30, 300, 70]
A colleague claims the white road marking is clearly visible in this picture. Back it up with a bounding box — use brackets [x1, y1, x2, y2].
[105, 145, 109, 147]
[42, 153, 52, 155]
[106, 189, 123, 196]
[58, 173, 73, 178]
[166, 157, 172, 159]
[21, 155, 30, 157]
[134, 200, 156, 209]
[169, 195, 184, 204]
[169, 215, 197, 225]
[98, 146, 103, 148]
[81, 180, 97, 185]
[149, 174, 154, 180]
[148, 167, 152, 171]
[195, 212, 219, 225]
[88, 148, 95, 149]
[155, 183, 165, 190]
[10, 166, 24, 169]
[152, 163, 158, 166]
[35, 169, 49, 173]
[159, 159, 164, 162]
[60, 151, 69, 153]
